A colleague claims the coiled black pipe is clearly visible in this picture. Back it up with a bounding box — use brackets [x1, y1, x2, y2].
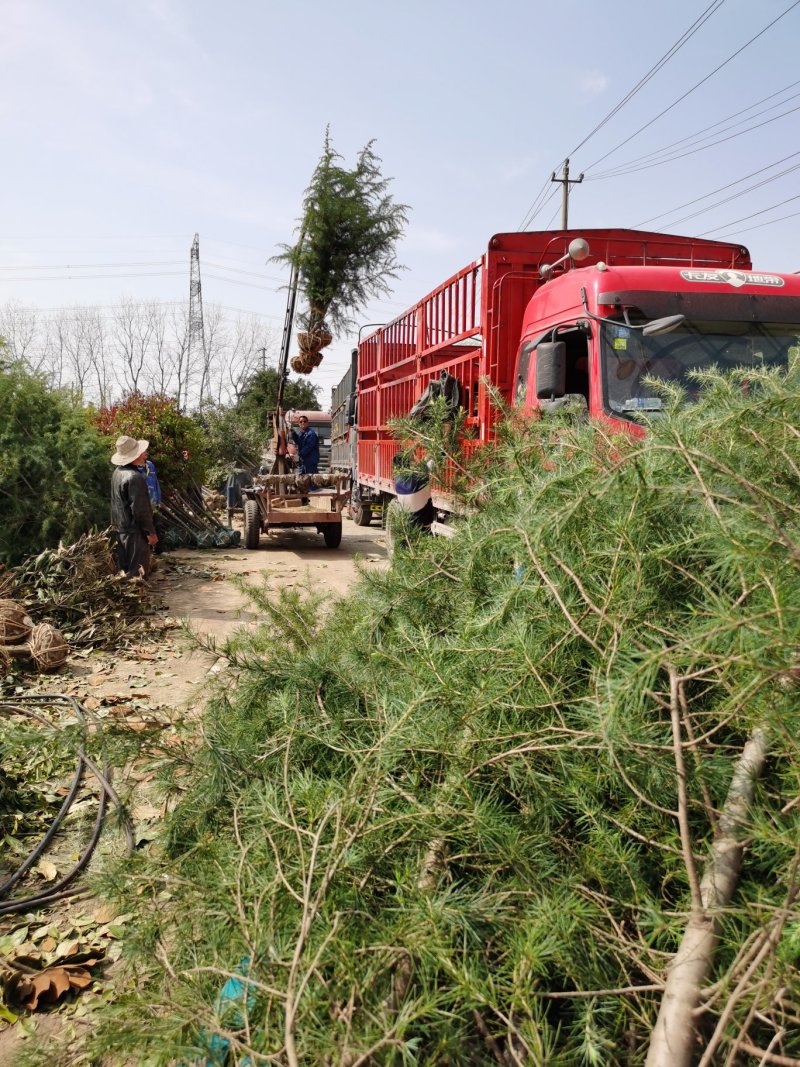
[0, 694, 134, 915]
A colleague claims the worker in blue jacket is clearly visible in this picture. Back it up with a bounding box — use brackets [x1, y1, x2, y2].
[137, 457, 164, 553]
[290, 416, 320, 475]
[139, 458, 162, 507]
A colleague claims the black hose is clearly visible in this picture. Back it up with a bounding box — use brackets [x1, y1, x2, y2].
[0, 694, 134, 915]
[0, 750, 84, 897]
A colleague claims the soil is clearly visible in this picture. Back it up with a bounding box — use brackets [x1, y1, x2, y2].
[0, 517, 388, 1064]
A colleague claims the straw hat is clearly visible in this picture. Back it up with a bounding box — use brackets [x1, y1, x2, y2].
[111, 435, 149, 466]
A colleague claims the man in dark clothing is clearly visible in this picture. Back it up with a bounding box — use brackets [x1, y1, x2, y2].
[290, 416, 320, 475]
[110, 435, 158, 577]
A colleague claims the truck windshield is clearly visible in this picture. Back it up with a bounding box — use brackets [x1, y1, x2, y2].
[600, 317, 799, 420]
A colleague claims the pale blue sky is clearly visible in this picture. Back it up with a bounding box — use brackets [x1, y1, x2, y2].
[2, 0, 799, 399]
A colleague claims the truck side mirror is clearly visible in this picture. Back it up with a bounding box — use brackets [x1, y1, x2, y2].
[346, 392, 357, 426]
[536, 341, 567, 400]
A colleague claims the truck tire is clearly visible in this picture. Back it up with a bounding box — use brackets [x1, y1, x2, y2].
[243, 500, 261, 549]
[322, 523, 342, 549]
[353, 502, 372, 527]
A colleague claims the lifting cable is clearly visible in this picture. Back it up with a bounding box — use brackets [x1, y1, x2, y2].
[0, 694, 134, 916]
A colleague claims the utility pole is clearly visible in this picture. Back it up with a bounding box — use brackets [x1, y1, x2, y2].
[550, 158, 584, 230]
[257, 346, 267, 372]
[188, 233, 207, 407]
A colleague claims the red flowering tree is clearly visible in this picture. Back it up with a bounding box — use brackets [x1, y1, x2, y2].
[94, 394, 208, 492]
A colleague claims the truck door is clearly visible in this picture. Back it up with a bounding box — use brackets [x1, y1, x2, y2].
[517, 324, 591, 415]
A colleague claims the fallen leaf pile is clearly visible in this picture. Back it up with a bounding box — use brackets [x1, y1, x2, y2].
[0, 905, 135, 1023]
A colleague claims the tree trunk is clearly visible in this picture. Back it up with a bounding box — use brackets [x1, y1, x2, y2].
[645, 727, 768, 1067]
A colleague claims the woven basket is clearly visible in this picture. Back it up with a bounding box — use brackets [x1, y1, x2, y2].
[0, 599, 33, 644]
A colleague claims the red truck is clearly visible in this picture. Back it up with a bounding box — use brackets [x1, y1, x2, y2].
[331, 228, 800, 527]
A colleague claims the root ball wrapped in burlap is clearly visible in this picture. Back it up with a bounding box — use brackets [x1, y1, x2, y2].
[297, 326, 332, 353]
[28, 624, 69, 672]
[0, 600, 33, 644]
[292, 319, 332, 375]
[291, 350, 326, 375]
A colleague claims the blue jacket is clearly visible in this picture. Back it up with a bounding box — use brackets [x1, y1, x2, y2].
[137, 459, 162, 507]
[291, 426, 320, 474]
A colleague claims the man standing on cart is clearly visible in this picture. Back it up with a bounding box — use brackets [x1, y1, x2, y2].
[290, 416, 320, 476]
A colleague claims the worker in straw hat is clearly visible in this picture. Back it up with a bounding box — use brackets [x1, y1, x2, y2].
[110, 435, 158, 577]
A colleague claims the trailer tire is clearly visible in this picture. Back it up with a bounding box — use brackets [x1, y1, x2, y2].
[353, 502, 372, 527]
[243, 500, 261, 549]
[322, 523, 342, 549]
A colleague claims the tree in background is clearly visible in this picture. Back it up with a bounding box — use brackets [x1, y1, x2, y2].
[274, 130, 408, 373]
[94, 393, 207, 491]
[236, 366, 321, 424]
[0, 360, 109, 566]
[0, 301, 277, 410]
[198, 403, 268, 492]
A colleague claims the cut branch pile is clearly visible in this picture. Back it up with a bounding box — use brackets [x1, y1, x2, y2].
[0, 531, 154, 650]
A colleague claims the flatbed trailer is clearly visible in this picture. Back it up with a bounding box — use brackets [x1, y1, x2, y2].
[241, 473, 349, 549]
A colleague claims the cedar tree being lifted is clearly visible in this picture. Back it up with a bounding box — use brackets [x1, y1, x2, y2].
[274, 130, 408, 374]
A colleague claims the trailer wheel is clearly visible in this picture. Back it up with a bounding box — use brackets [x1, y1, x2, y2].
[243, 500, 261, 549]
[353, 502, 372, 527]
[322, 523, 342, 549]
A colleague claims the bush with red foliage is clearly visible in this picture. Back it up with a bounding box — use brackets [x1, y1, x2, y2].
[94, 394, 207, 492]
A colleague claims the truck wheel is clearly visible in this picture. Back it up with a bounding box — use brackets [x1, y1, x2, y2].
[353, 502, 372, 527]
[243, 500, 261, 549]
[323, 523, 342, 549]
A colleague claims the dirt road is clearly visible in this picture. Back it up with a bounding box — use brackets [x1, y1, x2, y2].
[0, 517, 388, 1063]
[69, 517, 389, 714]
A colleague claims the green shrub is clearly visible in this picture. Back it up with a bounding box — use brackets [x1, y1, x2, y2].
[0, 363, 109, 565]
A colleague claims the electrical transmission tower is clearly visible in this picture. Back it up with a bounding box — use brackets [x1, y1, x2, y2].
[188, 233, 207, 406]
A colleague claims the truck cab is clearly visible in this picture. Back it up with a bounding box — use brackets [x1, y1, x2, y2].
[518, 256, 800, 433]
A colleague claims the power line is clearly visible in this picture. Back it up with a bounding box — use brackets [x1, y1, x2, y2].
[0, 260, 184, 271]
[517, 174, 558, 231]
[0, 232, 189, 241]
[583, 0, 800, 172]
[1, 298, 284, 322]
[713, 208, 800, 239]
[591, 79, 800, 178]
[516, 1, 726, 229]
[633, 151, 800, 229]
[205, 261, 287, 284]
[696, 191, 800, 235]
[519, 185, 561, 231]
[568, 0, 726, 158]
[204, 272, 280, 293]
[590, 98, 800, 180]
[0, 270, 186, 282]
